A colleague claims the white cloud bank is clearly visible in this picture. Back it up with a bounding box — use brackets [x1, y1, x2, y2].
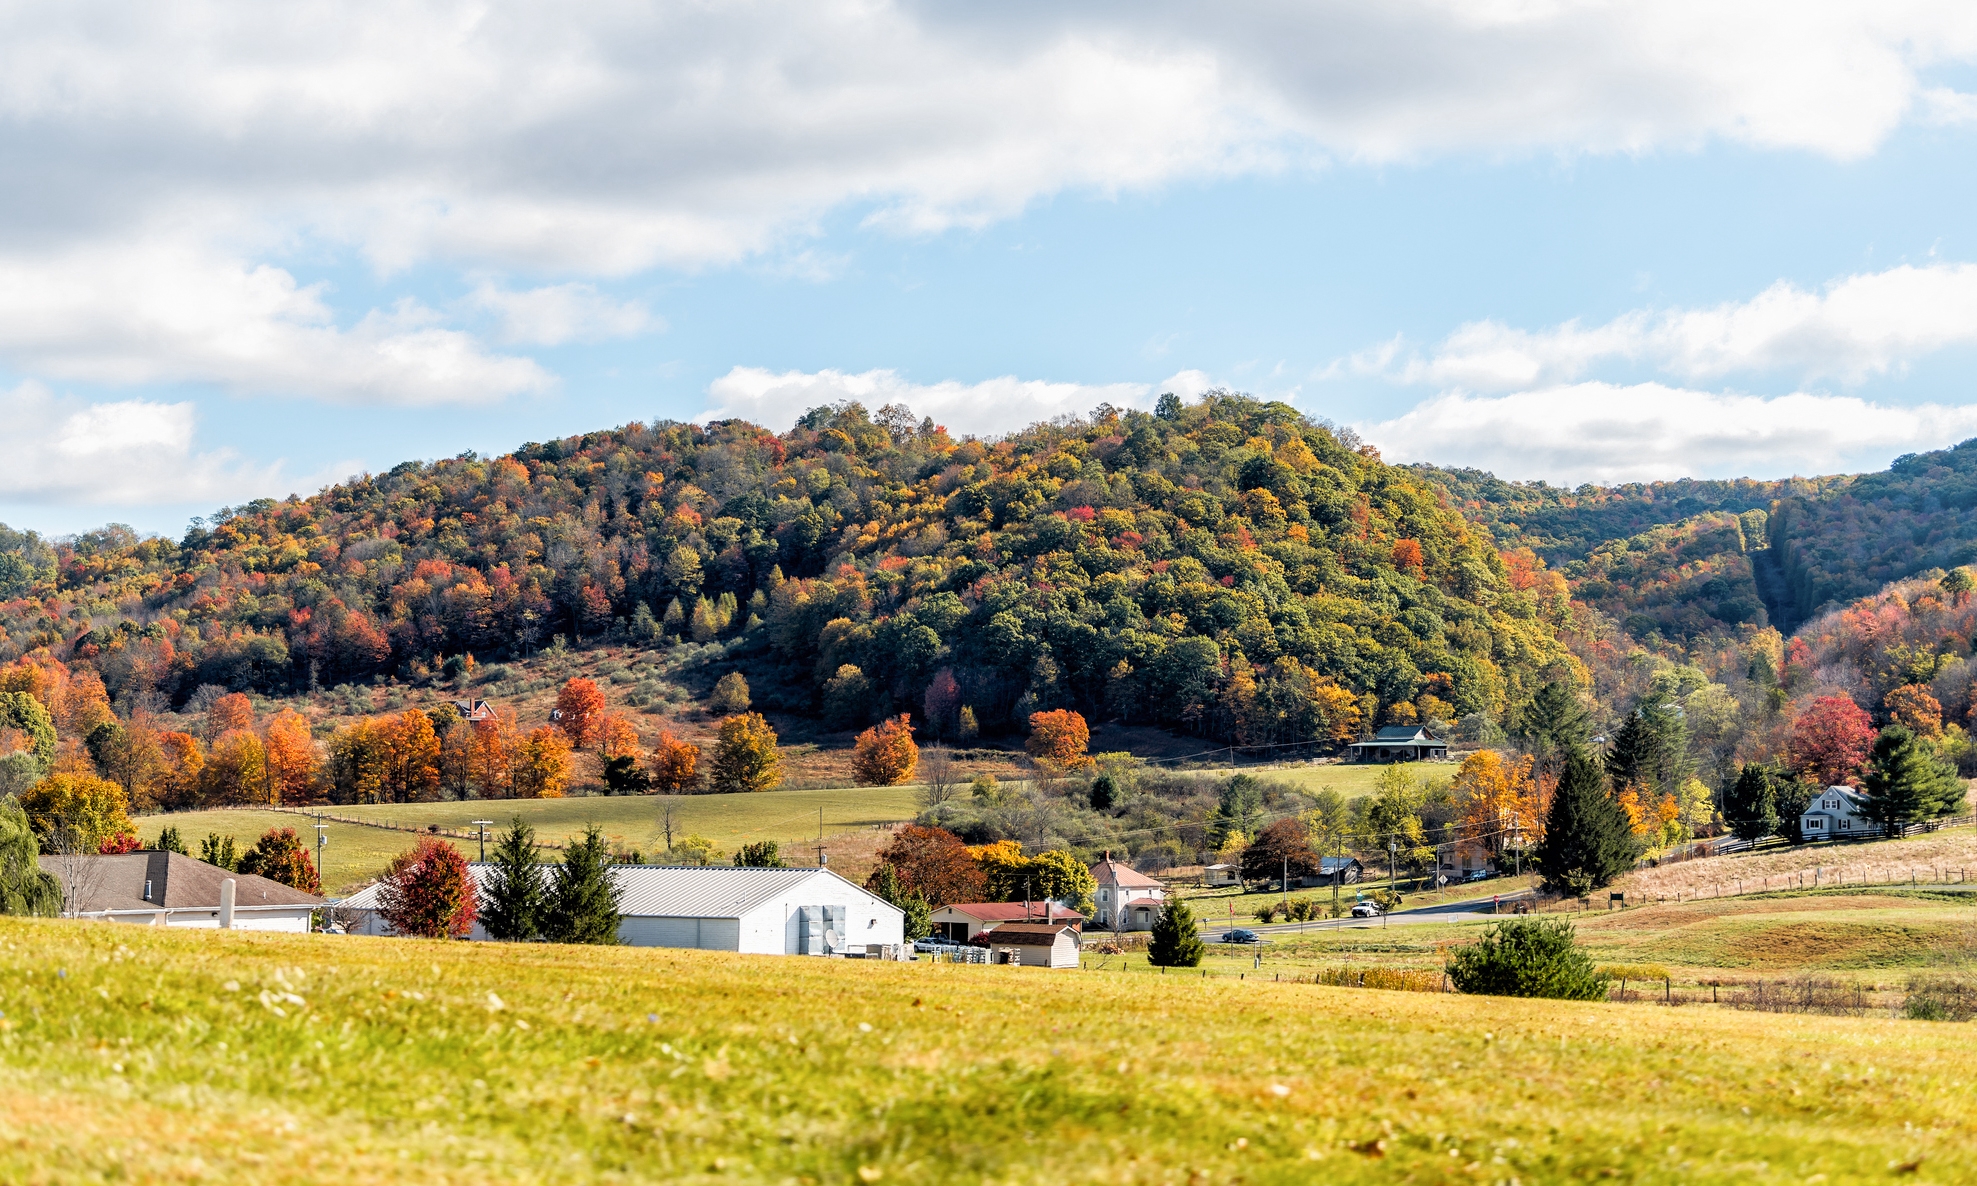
[1361, 384, 1977, 485]
[1350, 263, 1977, 390]
[0, 4, 1973, 405]
[703, 367, 1171, 437]
[0, 383, 352, 506]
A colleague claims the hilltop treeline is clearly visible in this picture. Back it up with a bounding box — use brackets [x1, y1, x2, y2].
[0, 393, 1577, 742]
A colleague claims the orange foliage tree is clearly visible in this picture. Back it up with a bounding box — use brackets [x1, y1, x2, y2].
[1025, 709, 1091, 769]
[156, 731, 204, 810]
[262, 709, 318, 805]
[1885, 684, 1944, 738]
[199, 730, 267, 806]
[466, 712, 512, 799]
[207, 692, 255, 738]
[1450, 749, 1542, 860]
[651, 730, 701, 792]
[555, 678, 607, 747]
[851, 714, 918, 786]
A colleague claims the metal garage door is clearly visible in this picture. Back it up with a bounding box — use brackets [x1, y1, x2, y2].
[624, 917, 741, 950]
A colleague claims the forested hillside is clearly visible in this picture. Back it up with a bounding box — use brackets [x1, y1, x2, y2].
[0, 394, 1576, 746]
[1770, 438, 1977, 622]
[1565, 511, 1772, 642]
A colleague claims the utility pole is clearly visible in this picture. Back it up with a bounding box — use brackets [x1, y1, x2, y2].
[816, 806, 826, 867]
[471, 820, 493, 863]
[1281, 855, 1289, 915]
[313, 816, 329, 882]
[1386, 837, 1397, 930]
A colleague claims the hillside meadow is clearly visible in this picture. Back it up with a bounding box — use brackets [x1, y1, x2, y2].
[4, 918, 1977, 1184]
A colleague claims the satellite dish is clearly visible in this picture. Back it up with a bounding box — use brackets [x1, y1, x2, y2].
[823, 928, 841, 950]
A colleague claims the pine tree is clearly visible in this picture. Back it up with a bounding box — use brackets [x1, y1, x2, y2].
[1605, 710, 1666, 792]
[542, 824, 623, 945]
[155, 825, 187, 855]
[1535, 747, 1638, 894]
[1860, 726, 1962, 831]
[1515, 681, 1591, 771]
[481, 816, 546, 942]
[1147, 896, 1204, 967]
[1723, 763, 1780, 841]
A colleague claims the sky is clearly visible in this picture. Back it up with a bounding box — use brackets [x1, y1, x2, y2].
[10, 2, 1977, 537]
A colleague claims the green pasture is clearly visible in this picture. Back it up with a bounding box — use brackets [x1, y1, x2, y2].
[2, 916, 1976, 1183]
[137, 785, 923, 892]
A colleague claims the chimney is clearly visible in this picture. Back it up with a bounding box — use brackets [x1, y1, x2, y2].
[219, 878, 236, 929]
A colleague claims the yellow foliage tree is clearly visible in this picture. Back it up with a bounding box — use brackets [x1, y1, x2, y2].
[20, 772, 134, 850]
[262, 709, 318, 806]
[199, 731, 268, 807]
[511, 726, 573, 799]
[709, 713, 781, 793]
[1450, 749, 1541, 859]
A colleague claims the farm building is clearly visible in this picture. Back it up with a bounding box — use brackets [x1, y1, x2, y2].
[1301, 857, 1364, 887]
[39, 852, 322, 931]
[928, 901, 1084, 943]
[1203, 863, 1241, 887]
[1343, 726, 1448, 763]
[340, 864, 905, 956]
[982, 923, 1081, 968]
[1090, 852, 1166, 931]
[1801, 786, 1878, 840]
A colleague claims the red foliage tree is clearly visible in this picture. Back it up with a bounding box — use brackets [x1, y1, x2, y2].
[1789, 695, 1877, 787]
[555, 677, 607, 748]
[1391, 538, 1426, 576]
[923, 668, 962, 738]
[377, 835, 477, 939]
[868, 825, 984, 907]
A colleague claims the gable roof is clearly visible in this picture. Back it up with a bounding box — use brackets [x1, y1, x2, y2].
[41, 852, 323, 914]
[1090, 853, 1164, 889]
[1316, 857, 1363, 873]
[983, 923, 1078, 946]
[1805, 786, 1868, 813]
[1364, 726, 1440, 743]
[937, 902, 1084, 923]
[340, 862, 892, 920]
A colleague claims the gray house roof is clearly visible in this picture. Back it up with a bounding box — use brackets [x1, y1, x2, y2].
[40, 851, 322, 914]
[1364, 726, 1442, 743]
[341, 863, 884, 920]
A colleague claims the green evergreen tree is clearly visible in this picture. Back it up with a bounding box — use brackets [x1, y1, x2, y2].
[1207, 775, 1262, 847]
[1146, 895, 1204, 968]
[1535, 748, 1638, 894]
[1723, 763, 1780, 841]
[1514, 681, 1591, 770]
[0, 799, 59, 916]
[1605, 708, 1665, 791]
[1774, 776, 1815, 844]
[199, 832, 238, 871]
[481, 816, 546, 942]
[901, 892, 932, 942]
[155, 825, 188, 855]
[542, 825, 623, 945]
[1860, 726, 1963, 831]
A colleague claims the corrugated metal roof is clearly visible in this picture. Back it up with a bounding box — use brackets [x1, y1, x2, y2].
[339, 864, 875, 920]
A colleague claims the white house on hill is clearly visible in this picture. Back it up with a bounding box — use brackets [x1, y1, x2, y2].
[1800, 786, 1878, 840]
[1089, 852, 1166, 932]
[341, 864, 904, 956]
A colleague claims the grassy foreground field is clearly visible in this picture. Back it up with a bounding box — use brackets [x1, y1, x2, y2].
[3, 919, 1976, 1184]
[138, 786, 923, 893]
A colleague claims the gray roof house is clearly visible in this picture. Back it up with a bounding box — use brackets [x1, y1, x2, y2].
[40, 851, 322, 931]
[1344, 726, 1449, 763]
[340, 863, 905, 956]
[1800, 785, 1879, 841]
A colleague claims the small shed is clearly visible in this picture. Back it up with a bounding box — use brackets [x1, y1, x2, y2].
[929, 901, 1084, 943]
[39, 852, 322, 931]
[1344, 727, 1449, 763]
[983, 923, 1080, 969]
[1203, 863, 1241, 888]
[1303, 857, 1363, 887]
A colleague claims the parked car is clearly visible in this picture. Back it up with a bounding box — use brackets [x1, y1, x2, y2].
[1221, 928, 1263, 944]
[913, 936, 967, 953]
[1464, 869, 1495, 883]
[1349, 902, 1381, 918]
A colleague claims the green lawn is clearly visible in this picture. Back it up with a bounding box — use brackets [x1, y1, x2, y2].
[2, 916, 1975, 1183]
[138, 785, 923, 892]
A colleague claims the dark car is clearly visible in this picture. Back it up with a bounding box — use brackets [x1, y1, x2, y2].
[1464, 869, 1495, 883]
[1221, 928, 1263, 944]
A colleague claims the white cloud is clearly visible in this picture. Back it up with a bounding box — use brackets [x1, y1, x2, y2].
[0, 239, 553, 404]
[1352, 263, 1977, 390]
[703, 367, 1156, 437]
[0, 382, 351, 505]
[463, 282, 660, 347]
[1360, 383, 1977, 485]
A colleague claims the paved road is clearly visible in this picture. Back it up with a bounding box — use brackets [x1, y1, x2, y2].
[1198, 888, 1536, 943]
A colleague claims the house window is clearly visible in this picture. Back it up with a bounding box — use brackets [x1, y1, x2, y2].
[1840, 820, 1850, 830]
[1808, 819, 1822, 829]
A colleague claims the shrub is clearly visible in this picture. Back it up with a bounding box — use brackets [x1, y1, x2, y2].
[1446, 918, 1608, 1000]
[851, 714, 918, 786]
[378, 836, 477, 939]
[238, 827, 321, 894]
[709, 713, 781, 793]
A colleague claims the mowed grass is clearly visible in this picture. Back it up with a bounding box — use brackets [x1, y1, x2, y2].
[138, 786, 922, 893]
[3, 920, 1977, 1184]
[1569, 889, 1977, 977]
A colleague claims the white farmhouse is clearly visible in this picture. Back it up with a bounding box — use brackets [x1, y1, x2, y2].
[1800, 785, 1878, 840]
[341, 863, 905, 956]
[40, 851, 322, 931]
[1089, 852, 1166, 932]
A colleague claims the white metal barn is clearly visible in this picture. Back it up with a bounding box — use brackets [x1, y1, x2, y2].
[341, 863, 905, 956]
